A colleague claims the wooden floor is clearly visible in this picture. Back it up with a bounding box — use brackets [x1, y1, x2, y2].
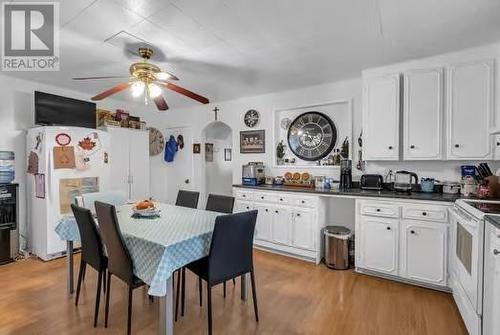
[0, 250, 467, 335]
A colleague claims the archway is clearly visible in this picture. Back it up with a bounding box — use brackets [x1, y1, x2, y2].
[201, 121, 233, 204]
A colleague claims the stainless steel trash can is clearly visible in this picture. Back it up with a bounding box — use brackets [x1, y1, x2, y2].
[324, 226, 351, 270]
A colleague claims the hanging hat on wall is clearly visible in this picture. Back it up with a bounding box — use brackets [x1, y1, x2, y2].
[176, 134, 184, 150]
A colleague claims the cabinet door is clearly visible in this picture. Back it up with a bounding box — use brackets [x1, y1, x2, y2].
[253, 203, 273, 241]
[363, 74, 400, 160]
[400, 220, 447, 286]
[292, 208, 315, 250]
[234, 200, 253, 213]
[403, 68, 443, 160]
[129, 130, 150, 201]
[271, 206, 292, 245]
[358, 216, 399, 275]
[108, 127, 131, 199]
[447, 60, 494, 159]
[483, 228, 500, 335]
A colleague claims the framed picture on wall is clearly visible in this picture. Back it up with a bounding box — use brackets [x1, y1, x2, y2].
[224, 148, 232, 161]
[193, 143, 201, 154]
[205, 143, 214, 162]
[240, 130, 265, 153]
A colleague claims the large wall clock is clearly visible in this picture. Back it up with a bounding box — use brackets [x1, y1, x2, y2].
[287, 111, 337, 161]
[149, 127, 165, 156]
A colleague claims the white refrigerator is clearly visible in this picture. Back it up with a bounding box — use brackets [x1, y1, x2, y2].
[26, 126, 111, 260]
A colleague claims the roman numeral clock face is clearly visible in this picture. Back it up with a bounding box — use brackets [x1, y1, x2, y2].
[287, 112, 337, 161]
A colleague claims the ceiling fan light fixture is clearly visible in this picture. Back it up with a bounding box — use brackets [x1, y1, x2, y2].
[131, 81, 145, 97]
[148, 83, 162, 98]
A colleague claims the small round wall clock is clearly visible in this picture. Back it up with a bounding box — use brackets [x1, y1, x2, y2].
[287, 111, 337, 161]
[149, 127, 165, 156]
[244, 109, 260, 128]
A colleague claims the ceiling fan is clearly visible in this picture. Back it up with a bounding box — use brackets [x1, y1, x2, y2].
[72, 47, 209, 111]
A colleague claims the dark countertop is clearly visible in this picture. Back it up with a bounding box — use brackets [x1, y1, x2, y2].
[233, 184, 463, 203]
[486, 216, 500, 230]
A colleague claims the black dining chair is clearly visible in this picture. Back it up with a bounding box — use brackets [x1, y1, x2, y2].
[95, 201, 146, 335]
[175, 193, 236, 320]
[183, 210, 259, 335]
[71, 204, 108, 328]
[175, 190, 200, 209]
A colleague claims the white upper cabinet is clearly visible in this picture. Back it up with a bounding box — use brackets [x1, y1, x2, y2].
[363, 74, 401, 160]
[447, 59, 494, 159]
[403, 68, 444, 160]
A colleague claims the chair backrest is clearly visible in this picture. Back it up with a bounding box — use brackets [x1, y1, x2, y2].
[175, 190, 200, 209]
[207, 210, 258, 284]
[82, 191, 127, 214]
[71, 204, 106, 271]
[95, 201, 134, 284]
[205, 194, 235, 214]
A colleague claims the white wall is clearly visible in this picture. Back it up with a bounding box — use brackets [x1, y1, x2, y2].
[0, 74, 148, 249]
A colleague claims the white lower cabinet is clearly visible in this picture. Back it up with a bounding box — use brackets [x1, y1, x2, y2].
[400, 220, 447, 286]
[271, 206, 292, 245]
[253, 203, 273, 241]
[483, 224, 500, 335]
[358, 216, 399, 275]
[233, 188, 323, 263]
[292, 208, 315, 251]
[356, 199, 451, 289]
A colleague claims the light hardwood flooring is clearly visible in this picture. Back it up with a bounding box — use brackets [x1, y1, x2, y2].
[0, 250, 467, 335]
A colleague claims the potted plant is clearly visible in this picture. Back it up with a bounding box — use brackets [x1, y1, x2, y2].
[276, 140, 285, 165]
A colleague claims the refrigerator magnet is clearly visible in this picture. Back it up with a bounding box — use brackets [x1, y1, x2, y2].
[55, 133, 71, 146]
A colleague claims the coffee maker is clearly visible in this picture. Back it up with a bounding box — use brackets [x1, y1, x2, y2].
[339, 159, 352, 190]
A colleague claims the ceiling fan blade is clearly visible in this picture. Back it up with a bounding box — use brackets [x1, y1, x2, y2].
[156, 71, 179, 81]
[158, 82, 209, 104]
[73, 76, 131, 81]
[91, 82, 132, 101]
[153, 95, 169, 111]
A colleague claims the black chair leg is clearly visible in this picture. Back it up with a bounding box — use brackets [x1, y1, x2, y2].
[94, 271, 102, 327]
[102, 269, 106, 294]
[175, 270, 181, 321]
[207, 283, 212, 335]
[82, 262, 86, 282]
[198, 276, 203, 307]
[104, 272, 111, 328]
[232, 278, 236, 285]
[75, 260, 85, 306]
[127, 285, 133, 335]
[181, 268, 186, 317]
[223, 281, 226, 298]
[250, 271, 259, 322]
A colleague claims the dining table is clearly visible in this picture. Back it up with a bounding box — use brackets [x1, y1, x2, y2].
[55, 203, 250, 335]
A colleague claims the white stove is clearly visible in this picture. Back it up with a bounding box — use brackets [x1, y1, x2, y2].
[450, 199, 500, 335]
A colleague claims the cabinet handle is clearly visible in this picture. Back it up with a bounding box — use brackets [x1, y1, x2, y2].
[246, 207, 250, 210]
[497, 142, 500, 147]
[386, 226, 391, 231]
[265, 209, 268, 212]
[296, 213, 301, 217]
[376, 208, 381, 212]
[494, 249, 500, 256]
[261, 196, 264, 199]
[275, 210, 279, 214]
[301, 200, 305, 204]
[242, 194, 246, 198]
[410, 145, 415, 149]
[410, 230, 416, 235]
[454, 144, 460, 148]
[422, 212, 427, 216]
[280, 198, 283, 201]
[388, 146, 393, 150]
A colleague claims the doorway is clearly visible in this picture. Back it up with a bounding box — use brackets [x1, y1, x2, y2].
[201, 121, 233, 204]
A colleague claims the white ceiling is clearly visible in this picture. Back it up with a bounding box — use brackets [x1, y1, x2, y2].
[4, 0, 500, 108]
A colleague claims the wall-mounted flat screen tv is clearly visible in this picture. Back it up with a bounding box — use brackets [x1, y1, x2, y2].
[34, 91, 96, 129]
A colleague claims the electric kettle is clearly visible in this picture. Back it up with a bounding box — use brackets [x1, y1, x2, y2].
[394, 170, 418, 192]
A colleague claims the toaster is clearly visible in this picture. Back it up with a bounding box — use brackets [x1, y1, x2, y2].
[360, 174, 384, 190]
[242, 162, 265, 186]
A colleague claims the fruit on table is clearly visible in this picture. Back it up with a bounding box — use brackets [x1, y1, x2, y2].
[136, 199, 155, 210]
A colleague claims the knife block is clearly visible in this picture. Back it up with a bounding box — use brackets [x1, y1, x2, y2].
[484, 176, 500, 198]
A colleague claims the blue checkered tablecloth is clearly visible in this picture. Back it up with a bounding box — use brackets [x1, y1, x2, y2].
[55, 203, 220, 296]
